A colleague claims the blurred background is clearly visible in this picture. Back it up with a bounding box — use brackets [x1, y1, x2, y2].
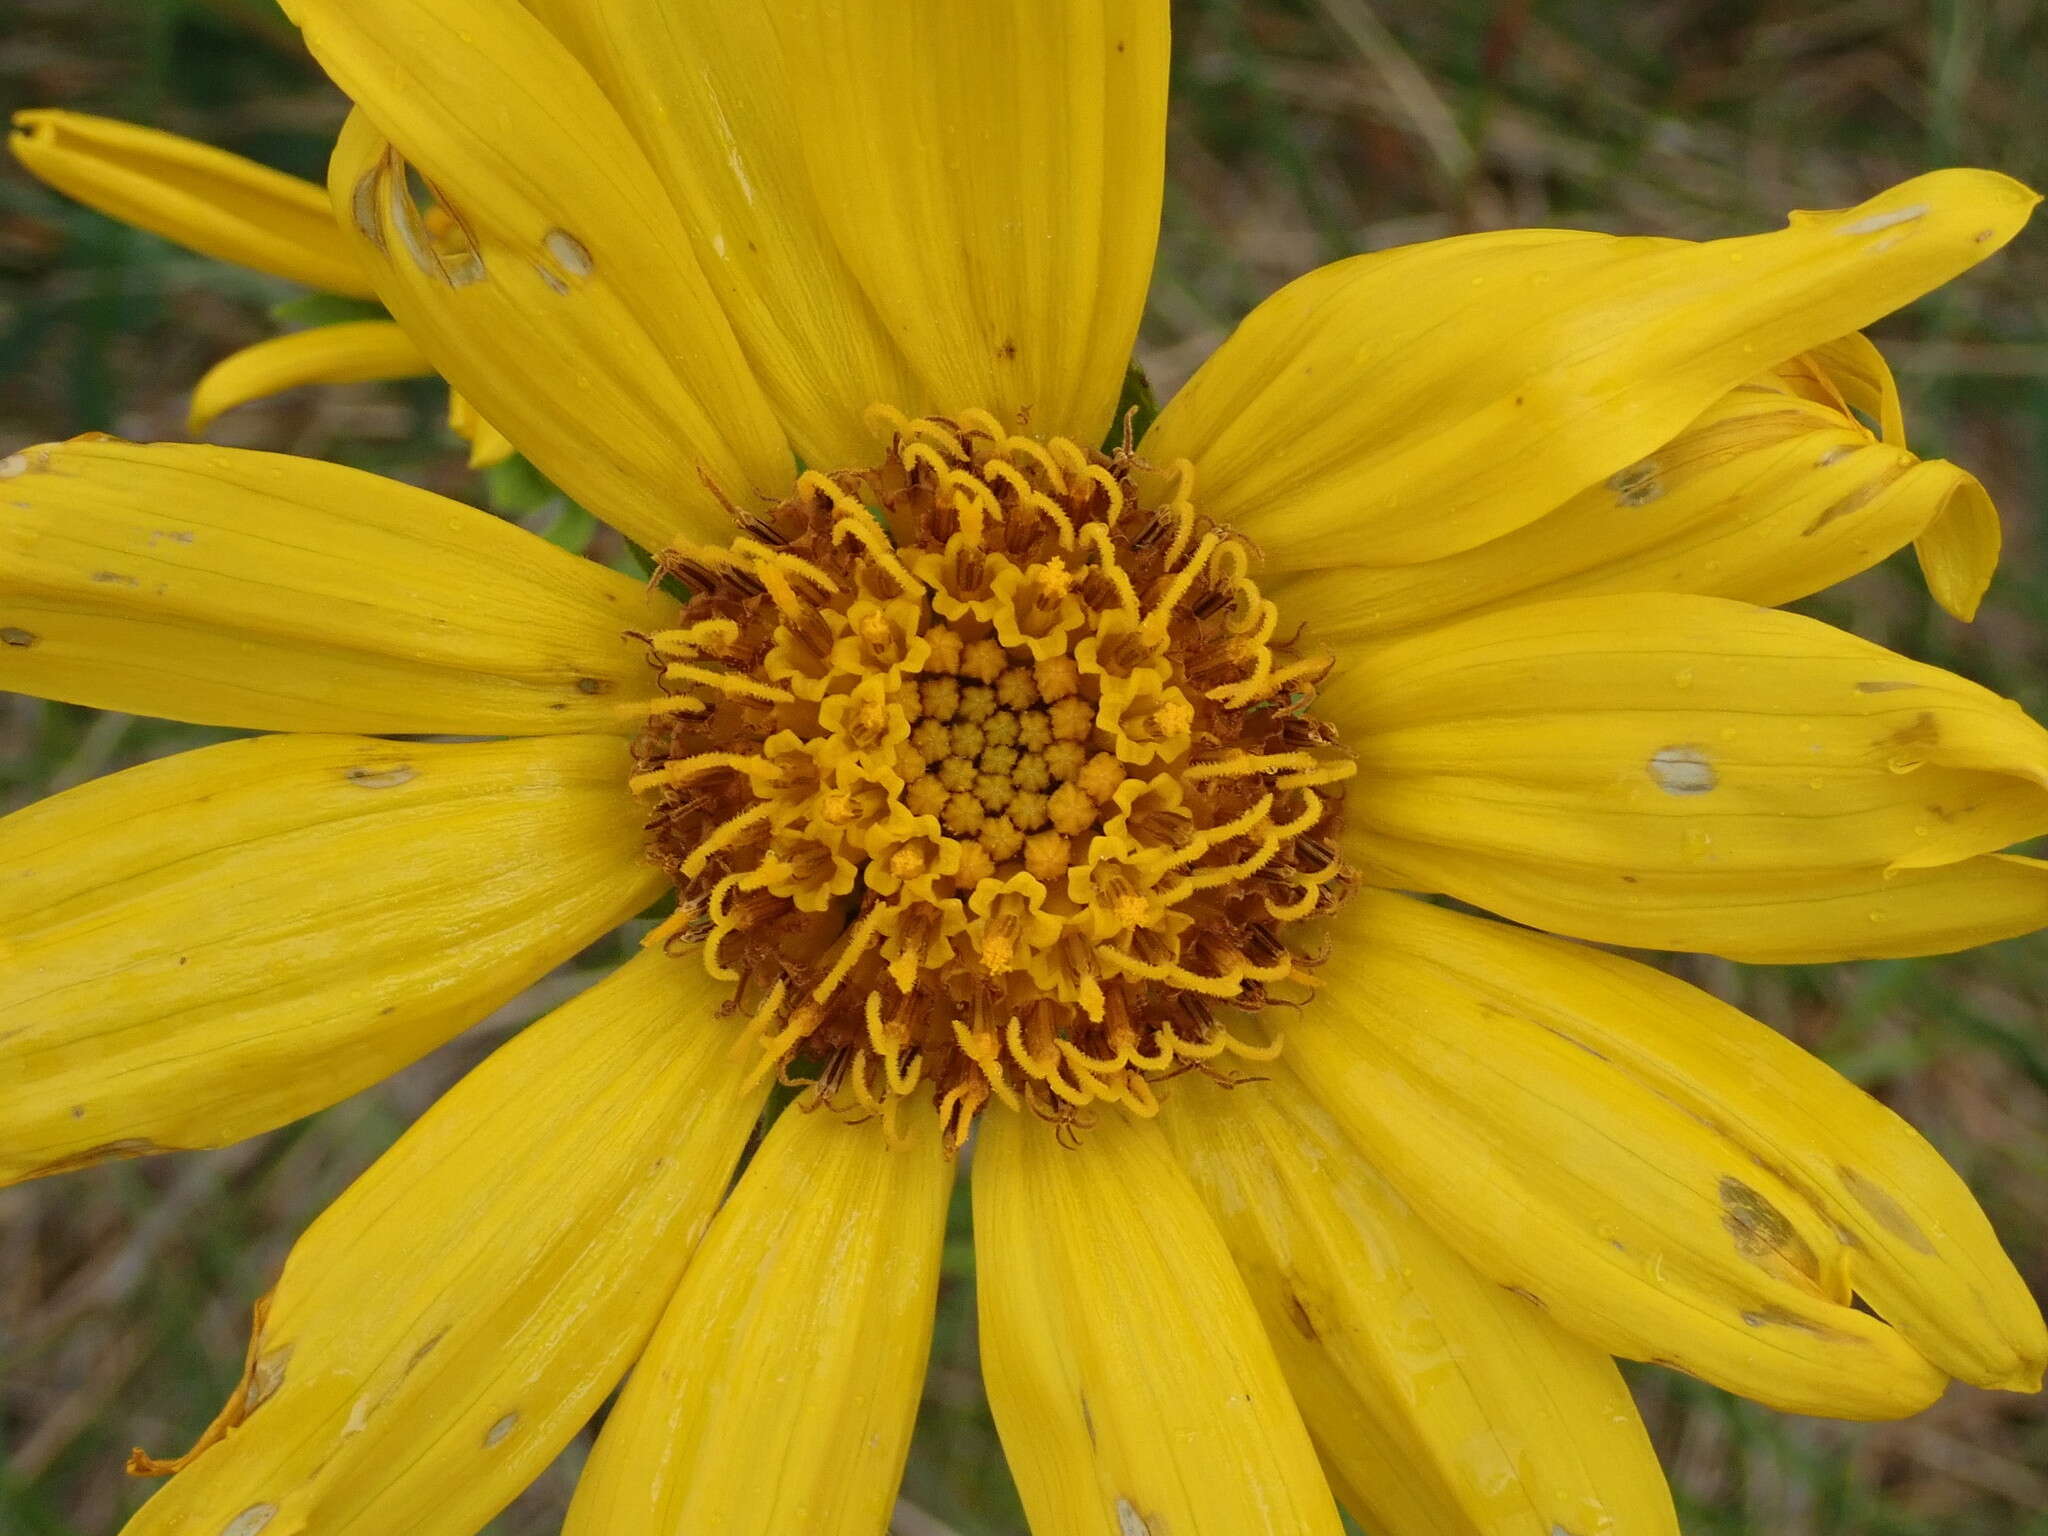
[4, 1, 2048, 1532]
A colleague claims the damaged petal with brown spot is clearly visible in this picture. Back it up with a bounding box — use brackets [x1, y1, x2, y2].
[631, 408, 1358, 1147]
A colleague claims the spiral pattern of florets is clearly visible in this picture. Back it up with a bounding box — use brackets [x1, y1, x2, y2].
[632, 407, 1356, 1146]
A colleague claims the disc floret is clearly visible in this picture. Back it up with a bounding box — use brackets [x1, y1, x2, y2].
[632, 407, 1357, 1146]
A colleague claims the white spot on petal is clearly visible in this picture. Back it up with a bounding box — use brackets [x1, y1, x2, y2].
[542, 229, 593, 279]
[1649, 745, 1717, 795]
[1116, 1499, 1153, 1536]
[222, 1505, 278, 1536]
[1838, 203, 1927, 236]
[484, 1411, 520, 1447]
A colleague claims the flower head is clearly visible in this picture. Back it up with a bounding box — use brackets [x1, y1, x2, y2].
[2, 4, 2043, 1535]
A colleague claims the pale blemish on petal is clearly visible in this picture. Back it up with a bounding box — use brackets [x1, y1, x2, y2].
[346, 764, 417, 790]
[351, 164, 386, 252]
[1855, 679, 1921, 693]
[1606, 459, 1662, 507]
[1838, 203, 1928, 236]
[1815, 445, 1856, 468]
[1838, 1165, 1938, 1255]
[1648, 745, 1717, 796]
[222, 1505, 278, 1536]
[1116, 1498, 1153, 1536]
[484, 1411, 520, 1447]
[542, 229, 594, 280]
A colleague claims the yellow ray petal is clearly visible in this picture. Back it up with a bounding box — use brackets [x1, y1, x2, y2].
[0, 733, 661, 1188]
[975, 1110, 1345, 1536]
[188, 319, 432, 434]
[1272, 346, 1999, 642]
[1146, 171, 2037, 567]
[1336, 890, 2043, 1394]
[1804, 330, 2000, 620]
[1363, 842, 2048, 964]
[565, 1107, 950, 1536]
[447, 391, 516, 468]
[297, 0, 792, 550]
[1289, 890, 1951, 1419]
[1323, 592, 2048, 960]
[1914, 474, 2002, 623]
[118, 946, 766, 1536]
[519, 4, 922, 469]
[1166, 1064, 1679, 1536]
[776, 0, 1169, 447]
[0, 436, 671, 735]
[10, 108, 373, 297]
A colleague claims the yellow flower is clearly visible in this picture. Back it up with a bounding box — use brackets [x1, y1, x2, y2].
[3, 4, 2045, 1535]
[9, 109, 515, 467]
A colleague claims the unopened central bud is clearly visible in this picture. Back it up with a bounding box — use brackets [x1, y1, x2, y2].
[631, 406, 1356, 1147]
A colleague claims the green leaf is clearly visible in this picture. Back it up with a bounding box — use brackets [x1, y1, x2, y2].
[1103, 359, 1159, 452]
[266, 294, 390, 329]
[484, 453, 558, 517]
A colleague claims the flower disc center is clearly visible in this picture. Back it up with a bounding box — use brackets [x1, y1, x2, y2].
[632, 407, 1356, 1146]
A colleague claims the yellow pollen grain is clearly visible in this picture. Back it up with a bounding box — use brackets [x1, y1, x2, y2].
[943, 792, 987, 836]
[1013, 754, 1052, 793]
[937, 755, 977, 793]
[890, 844, 928, 880]
[976, 772, 1017, 812]
[950, 721, 987, 758]
[981, 743, 1019, 776]
[921, 677, 960, 721]
[911, 718, 950, 761]
[1017, 710, 1053, 751]
[958, 684, 998, 723]
[984, 711, 1021, 749]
